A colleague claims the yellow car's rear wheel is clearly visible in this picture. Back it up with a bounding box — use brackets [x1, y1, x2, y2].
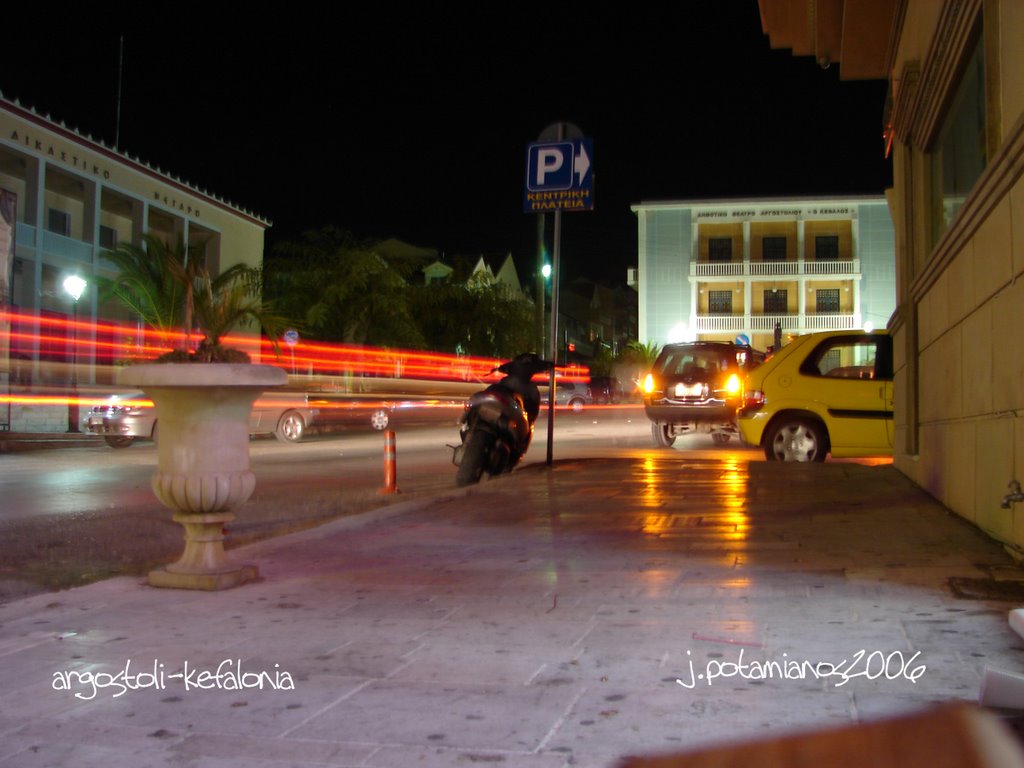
[766, 418, 827, 462]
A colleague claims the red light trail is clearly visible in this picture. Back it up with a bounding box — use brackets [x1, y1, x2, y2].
[1, 309, 593, 411]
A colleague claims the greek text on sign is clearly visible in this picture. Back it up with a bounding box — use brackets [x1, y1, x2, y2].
[524, 139, 594, 213]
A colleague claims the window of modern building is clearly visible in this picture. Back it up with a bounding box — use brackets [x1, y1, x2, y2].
[708, 289, 732, 314]
[815, 235, 839, 261]
[708, 237, 732, 262]
[931, 18, 986, 244]
[47, 208, 70, 236]
[763, 236, 786, 261]
[99, 225, 117, 249]
[815, 288, 841, 313]
[763, 289, 788, 314]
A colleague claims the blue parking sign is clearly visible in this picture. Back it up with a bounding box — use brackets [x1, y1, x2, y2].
[524, 139, 593, 213]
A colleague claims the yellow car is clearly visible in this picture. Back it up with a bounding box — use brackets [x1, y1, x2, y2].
[737, 330, 894, 462]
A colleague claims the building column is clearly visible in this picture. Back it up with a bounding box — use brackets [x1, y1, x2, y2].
[853, 277, 862, 329]
[690, 280, 699, 340]
[742, 221, 752, 340]
[637, 210, 648, 341]
[30, 158, 45, 313]
[132, 199, 147, 245]
[28, 159, 46, 384]
[798, 277, 807, 332]
[82, 178, 99, 258]
[743, 279, 752, 339]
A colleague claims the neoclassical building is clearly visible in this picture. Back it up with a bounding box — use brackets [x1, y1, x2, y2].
[0, 94, 270, 428]
[632, 196, 896, 351]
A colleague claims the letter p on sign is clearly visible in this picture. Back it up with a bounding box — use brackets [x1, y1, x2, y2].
[526, 141, 573, 191]
[535, 148, 564, 186]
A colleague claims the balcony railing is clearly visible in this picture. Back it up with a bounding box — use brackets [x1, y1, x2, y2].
[41, 229, 94, 262]
[803, 313, 857, 330]
[694, 262, 745, 277]
[693, 313, 856, 332]
[691, 258, 860, 277]
[694, 315, 749, 331]
[749, 314, 799, 331]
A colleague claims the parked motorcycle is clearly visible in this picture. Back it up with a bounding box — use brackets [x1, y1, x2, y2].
[452, 353, 554, 486]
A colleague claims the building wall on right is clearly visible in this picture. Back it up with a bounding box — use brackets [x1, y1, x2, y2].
[888, 0, 1024, 551]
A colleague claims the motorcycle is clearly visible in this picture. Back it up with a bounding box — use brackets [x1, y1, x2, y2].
[452, 353, 554, 486]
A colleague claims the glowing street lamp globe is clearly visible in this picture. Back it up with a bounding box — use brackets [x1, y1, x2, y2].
[63, 274, 87, 302]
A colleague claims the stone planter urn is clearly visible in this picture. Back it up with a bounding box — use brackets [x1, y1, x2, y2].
[118, 363, 287, 590]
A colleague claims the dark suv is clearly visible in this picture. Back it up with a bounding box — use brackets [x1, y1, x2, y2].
[642, 341, 765, 447]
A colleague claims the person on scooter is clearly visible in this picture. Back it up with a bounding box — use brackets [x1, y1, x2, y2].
[494, 352, 550, 423]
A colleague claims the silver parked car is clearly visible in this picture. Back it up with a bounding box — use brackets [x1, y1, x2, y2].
[83, 391, 321, 447]
[540, 381, 593, 412]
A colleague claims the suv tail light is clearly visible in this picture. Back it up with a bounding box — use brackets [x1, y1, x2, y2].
[724, 373, 741, 396]
[642, 373, 656, 394]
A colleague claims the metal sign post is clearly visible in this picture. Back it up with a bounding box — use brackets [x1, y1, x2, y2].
[524, 123, 593, 466]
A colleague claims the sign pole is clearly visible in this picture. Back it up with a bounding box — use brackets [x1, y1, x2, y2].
[523, 122, 592, 468]
[544, 122, 568, 467]
[546, 204, 562, 467]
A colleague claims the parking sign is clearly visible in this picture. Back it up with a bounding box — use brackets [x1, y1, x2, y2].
[524, 139, 594, 213]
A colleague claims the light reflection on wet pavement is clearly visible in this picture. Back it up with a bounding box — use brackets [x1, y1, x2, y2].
[1, 452, 1021, 767]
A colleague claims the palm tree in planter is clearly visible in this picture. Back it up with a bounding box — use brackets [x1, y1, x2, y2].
[103, 235, 292, 590]
[100, 234, 288, 361]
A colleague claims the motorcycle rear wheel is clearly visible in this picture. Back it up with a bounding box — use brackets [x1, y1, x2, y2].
[456, 428, 490, 487]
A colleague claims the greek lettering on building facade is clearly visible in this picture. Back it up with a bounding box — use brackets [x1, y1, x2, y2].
[757, 209, 802, 217]
[9, 131, 111, 180]
[153, 192, 201, 218]
[695, 206, 855, 222]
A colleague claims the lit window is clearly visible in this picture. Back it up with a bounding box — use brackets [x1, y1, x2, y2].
[708, 290, 732, 314]
[763, 289, 788, 314]
[816, 289, 840, 313]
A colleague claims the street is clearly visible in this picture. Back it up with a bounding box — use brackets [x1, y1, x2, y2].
[0, 405, 763, 594]
[0, 406, 762, 522]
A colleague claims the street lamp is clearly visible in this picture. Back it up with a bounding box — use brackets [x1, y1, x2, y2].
[63, 274, 87, 433]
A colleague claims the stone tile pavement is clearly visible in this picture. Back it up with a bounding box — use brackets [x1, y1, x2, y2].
[2, 456, 1024, 767]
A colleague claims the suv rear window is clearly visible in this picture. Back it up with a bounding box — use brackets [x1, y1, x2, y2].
[655, 346, 760, 376]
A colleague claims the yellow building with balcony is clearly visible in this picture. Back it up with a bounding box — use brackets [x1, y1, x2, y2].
[632, 197, 896, 351]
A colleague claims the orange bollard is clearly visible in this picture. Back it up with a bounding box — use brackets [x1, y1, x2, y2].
[381, 430, 400, 494]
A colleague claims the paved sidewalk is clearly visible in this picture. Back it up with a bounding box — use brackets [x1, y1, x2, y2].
[2, 456, 1023, 767]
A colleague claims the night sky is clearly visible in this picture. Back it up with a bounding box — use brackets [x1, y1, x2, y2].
[2, 4, 891, 284]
